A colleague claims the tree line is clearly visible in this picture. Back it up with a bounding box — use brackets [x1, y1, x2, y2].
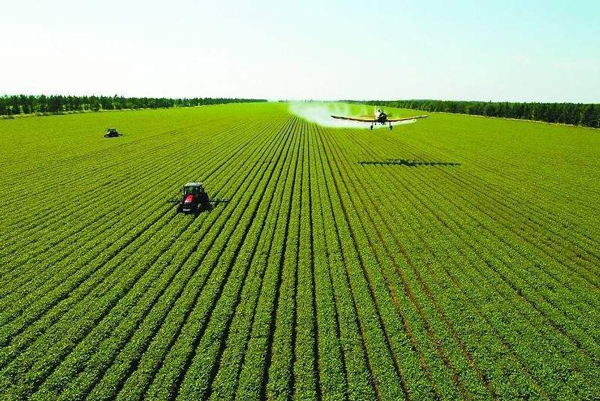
[0, 95, 267, 116]
[354, 100, 600, 128]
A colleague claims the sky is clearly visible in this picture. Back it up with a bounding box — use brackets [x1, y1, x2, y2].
[0, 0, 599, 102]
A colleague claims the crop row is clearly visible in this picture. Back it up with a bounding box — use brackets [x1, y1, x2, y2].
[1, 103, 599, 399]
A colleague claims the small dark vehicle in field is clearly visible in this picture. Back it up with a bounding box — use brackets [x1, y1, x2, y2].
[104, 128, 122, 138]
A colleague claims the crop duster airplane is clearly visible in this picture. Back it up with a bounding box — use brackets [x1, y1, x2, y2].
[331, 108, 428, 130]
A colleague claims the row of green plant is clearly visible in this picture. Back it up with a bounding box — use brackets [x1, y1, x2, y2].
[0, 102, 599, 399]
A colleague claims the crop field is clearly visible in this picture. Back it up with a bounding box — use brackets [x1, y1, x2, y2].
[0, 102, 599, 400]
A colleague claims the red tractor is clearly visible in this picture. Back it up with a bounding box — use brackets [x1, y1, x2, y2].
[176, 182, 211, 213]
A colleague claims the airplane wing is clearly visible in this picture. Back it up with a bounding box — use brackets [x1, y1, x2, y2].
[331, 115, 377, 123]
[387, 115, 429, 122]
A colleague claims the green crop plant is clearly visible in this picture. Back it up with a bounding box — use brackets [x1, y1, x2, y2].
[0, 102, 599, 400]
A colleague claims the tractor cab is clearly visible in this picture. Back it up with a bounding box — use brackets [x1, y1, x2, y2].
[183, 183, 203, 196]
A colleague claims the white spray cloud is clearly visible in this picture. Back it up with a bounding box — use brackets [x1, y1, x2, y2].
[288, 102, 416, 129]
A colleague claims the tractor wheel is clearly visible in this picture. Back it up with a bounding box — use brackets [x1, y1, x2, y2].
[176, 204, 183, 213]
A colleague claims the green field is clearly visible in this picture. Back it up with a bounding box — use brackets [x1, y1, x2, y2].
[1, 102, 599, 400]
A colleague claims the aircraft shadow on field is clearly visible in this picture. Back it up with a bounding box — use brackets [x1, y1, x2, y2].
[358, 159, 461, 167]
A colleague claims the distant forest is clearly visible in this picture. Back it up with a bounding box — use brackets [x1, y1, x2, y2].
[357, 100, 600, 128]
[0, 95, 267, 116]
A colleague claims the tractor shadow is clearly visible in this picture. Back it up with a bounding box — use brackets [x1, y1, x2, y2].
[358, 159, 461, 167]
[168, 199, 230, 216]
[195, 199, 231, 215]
[193, 206, 213, 215]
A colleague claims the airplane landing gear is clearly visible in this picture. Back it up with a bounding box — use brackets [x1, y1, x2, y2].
[389, 124, 393, 130]
[370, 124, 373, 130]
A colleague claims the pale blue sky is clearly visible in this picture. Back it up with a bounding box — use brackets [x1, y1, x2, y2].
[1, 0, 598, 102]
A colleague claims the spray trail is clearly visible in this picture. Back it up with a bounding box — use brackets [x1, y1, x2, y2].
[288, 102, 416, 129]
